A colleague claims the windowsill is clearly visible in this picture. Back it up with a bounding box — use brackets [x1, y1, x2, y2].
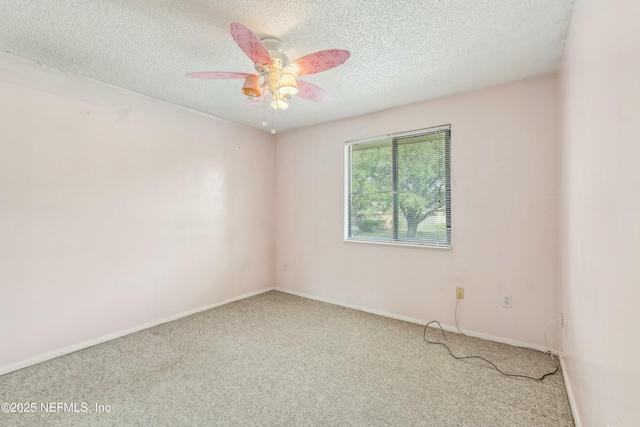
[344, 238, 452, 250]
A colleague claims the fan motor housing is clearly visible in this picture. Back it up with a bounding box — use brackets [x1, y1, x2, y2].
[255, 38, 288, 93]
[260, 37, 289, 67]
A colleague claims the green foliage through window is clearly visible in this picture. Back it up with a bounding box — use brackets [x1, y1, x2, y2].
[346, 127, 451, 247]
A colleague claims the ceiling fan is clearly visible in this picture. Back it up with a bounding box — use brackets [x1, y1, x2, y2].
[186, 22, 350, 125]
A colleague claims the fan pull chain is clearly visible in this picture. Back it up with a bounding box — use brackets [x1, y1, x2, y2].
[262, 89, 268, 128]
[271, 106, 276, 134]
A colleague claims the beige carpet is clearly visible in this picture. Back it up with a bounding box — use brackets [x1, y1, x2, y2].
[0, 291, 574, 426]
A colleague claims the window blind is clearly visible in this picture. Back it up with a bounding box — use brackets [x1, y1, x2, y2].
[346, 126, 451, 248]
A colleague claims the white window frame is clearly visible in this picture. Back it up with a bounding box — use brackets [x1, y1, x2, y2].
[344, 125, 451, 249]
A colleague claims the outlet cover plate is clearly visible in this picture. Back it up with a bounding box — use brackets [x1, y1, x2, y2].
[502, 294, 512, 308]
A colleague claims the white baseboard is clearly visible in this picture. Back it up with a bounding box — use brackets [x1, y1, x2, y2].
[0, 287, 275, 376]
[274, 287, 554, 354]
[559, 352, 582, 427]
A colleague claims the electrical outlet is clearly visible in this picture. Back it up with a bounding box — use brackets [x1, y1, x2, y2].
[456, 287, 464, 299]
[283, 263, 287, 271]
[502, 294, 512, 308]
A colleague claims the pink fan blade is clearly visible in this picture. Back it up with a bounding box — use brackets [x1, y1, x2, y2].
[246, 86, 267, 108]
[230, 22, 272, 65]
[186, 72, 255, 79]
[296, 80, 330, 102]
[289, 50, 350, 76]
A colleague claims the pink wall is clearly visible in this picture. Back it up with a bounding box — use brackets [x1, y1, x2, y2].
[560, 0, 640, 425]
[0, 53, 275, 371]
[275, 74, 561, 348]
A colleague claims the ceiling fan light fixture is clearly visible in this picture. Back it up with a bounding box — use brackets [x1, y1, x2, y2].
[264, 71, 281, 95]
[186, 22, 350, 126]
[278, 72, 298, 97]
[270, 92, 288, 111]
[241, 75, 260, 97]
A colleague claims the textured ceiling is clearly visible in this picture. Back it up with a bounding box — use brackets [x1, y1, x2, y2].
[0, 0, 574, 133]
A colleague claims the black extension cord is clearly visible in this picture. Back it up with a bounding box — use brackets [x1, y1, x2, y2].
[423, 320, 558, 381]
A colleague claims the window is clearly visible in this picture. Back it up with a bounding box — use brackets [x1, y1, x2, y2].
[345, 125, 451, 248]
